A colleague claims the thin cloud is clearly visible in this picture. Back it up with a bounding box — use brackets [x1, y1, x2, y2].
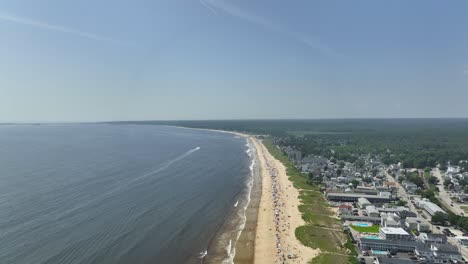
[0, 11, 131, 46]
[199, 0, 219, 16]
[201, 0, 339, 57]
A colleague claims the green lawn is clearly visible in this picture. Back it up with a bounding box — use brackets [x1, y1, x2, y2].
[350, 224, 380, 233]
[461, 205, 468, 214]
[310, 253, 354, 264]
[263, 138, 357, 264]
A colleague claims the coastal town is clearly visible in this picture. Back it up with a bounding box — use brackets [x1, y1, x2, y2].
[279, 143, 468, 264]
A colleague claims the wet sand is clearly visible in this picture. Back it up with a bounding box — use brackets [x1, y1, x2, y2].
[232, 138, 261, 264]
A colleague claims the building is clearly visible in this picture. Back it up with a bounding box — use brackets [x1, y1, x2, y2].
[338, 204, 353, 215]
[379, 227, 411, 240]
[326, 192, 393, 203]
[402, 181, 418, 193]
[360, 238, 421, 252]
[415, 243, 462, 263]
[376, 206, 417, 219]
[356, 186, 379, 195]
[358, 197, 371, 208]
[366, 205, 380, 217]
[417, 233, 447, 244]
[405, 218, 430, 232]
[417, 200, 446, 216]
[381, 213, 401, 228]
[375, 257, 413, 264]
[340, 215, 381, 224]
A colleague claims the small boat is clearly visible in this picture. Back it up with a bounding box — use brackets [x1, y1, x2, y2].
[234, 201, 239, 207]
[198, 250, 207, 258]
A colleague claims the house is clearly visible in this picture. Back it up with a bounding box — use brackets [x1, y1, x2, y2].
[402, 181, 418, 193]
[405, 218, 430, 232]
[381, 213, 401, 228]
[338, 204, 353, 215]
[366, 205, 380, 217]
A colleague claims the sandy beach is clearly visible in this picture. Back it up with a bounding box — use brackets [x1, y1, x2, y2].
[251, 137, 320, 264]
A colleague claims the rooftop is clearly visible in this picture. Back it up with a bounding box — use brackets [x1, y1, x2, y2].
[419, 201, 446, 214]
[380, 227, 409, 235]
[327, 192, 391, 198]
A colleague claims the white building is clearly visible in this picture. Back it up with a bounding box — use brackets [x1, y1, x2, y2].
[381, 213, 401, 228]
[366, 205, 380, 217]
[405, 217, 430, 232]
[379, 227, 411, 240]
[417, 200, 446, 216]
[358, 197, 371, 209]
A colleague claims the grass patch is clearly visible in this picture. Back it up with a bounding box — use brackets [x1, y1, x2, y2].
[350, 224, 380, 233]
[310, 253, 352, 264]
[296, 226, 347, 253]
[461, 205, 468, 213]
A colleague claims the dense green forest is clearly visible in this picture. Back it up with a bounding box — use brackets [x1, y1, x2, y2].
[107, 119, 468, 168]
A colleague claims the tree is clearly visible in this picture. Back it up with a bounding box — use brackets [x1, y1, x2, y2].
[338, 161, 345, 168]
[444, 178, 452, 187]
[432, 212, 448, 224]
[428, 176, 439, 185]
[396, 200, 407, 206]
[351, 179, 360, 188]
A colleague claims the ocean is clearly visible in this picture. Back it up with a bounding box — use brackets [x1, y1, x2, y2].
[0, 124, 255, 264]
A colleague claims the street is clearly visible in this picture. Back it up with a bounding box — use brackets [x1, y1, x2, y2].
[432, 168, 465, 216]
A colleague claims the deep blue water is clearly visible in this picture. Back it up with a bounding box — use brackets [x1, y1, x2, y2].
[0, 124, 251, 264]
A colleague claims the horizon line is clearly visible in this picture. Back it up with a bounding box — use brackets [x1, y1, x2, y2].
[2, 117, 468, 125]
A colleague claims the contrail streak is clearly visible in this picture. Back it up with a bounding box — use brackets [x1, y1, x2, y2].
[200, 0, 339, 57]
[0, 11, 131, 46]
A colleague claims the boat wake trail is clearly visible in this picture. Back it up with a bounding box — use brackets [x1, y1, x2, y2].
[126, 146, 201, 185]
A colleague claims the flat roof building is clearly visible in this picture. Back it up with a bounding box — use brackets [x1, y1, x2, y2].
[358, 197, 371, 209]
[417, 200, 446, 216]
[360, 238, 422, 252]
[379, 227, 411, 241]
[326, 192, 393, 203]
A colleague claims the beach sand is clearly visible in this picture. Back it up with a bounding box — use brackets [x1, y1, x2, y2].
[251, 137, 320, 264]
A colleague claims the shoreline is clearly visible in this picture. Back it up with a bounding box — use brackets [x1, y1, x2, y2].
[164, 125, 319, 263]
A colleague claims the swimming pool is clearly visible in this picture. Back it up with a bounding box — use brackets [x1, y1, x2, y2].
[354, 222, 372, 227]
[362, 235, 382, 240]
[371, 250, 388, 255]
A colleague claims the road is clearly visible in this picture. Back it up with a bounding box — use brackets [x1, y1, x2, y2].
[432, 168, 465, 216]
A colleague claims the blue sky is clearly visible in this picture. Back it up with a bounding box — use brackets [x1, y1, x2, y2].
[1, 0, 468, 122]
